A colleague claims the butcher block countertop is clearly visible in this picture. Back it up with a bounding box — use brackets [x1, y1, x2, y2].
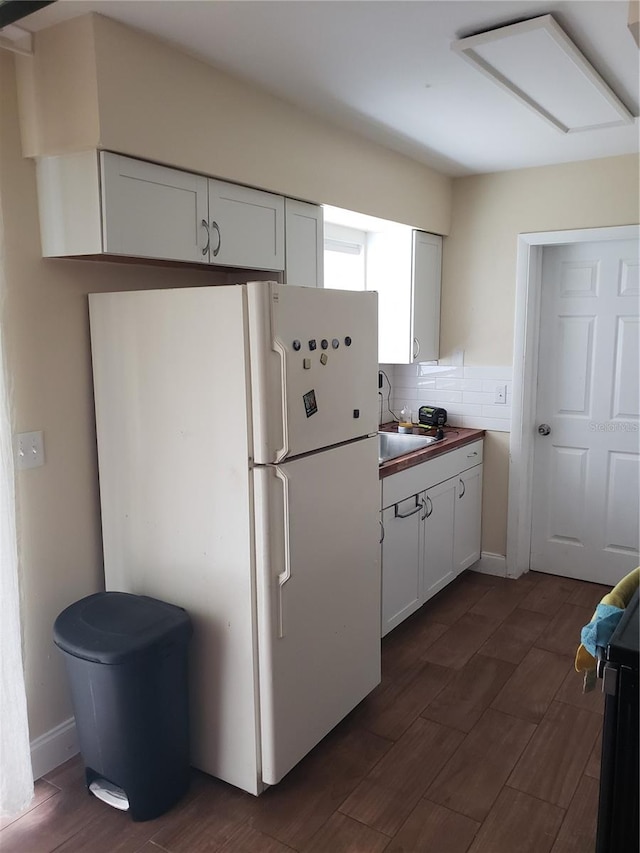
[378, 424, 485, 479]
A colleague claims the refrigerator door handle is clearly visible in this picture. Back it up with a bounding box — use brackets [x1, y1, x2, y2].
[274, 465, 291, 638]
[273, 338, 289, 463]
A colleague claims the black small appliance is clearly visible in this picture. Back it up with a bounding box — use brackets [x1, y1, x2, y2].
[418, 406, 447, 427]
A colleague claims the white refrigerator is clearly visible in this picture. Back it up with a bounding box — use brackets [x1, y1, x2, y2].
[89, 282, 381, 795]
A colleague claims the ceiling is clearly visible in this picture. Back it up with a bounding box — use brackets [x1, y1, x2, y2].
[14, 0, 640, 177]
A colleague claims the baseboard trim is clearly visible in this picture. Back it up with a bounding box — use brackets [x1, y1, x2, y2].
[30, 717, 79, 780]
[470, 552, 507, 578]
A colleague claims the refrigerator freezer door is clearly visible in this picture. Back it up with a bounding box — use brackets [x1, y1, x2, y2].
[253, 436, 381, 785]
[247, 283, 378, 463]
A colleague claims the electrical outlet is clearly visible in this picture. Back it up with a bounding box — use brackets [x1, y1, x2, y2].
[494, 384, 507, 405]
[15, 431, 45, 470]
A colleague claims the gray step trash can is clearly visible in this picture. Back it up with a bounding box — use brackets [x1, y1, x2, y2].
[53, 591, 193, 821]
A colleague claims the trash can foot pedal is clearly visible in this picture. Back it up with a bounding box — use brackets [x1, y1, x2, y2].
[89, 778, 130, 811]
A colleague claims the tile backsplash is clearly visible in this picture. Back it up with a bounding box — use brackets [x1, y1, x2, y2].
[379, 363, 513, 432]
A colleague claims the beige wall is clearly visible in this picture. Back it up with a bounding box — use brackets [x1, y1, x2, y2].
[441, 155, 640, 366]
[16, 15, 100, 157]
[442, 154, 640, 554]
[3, 15, 451, 749]
[17, 13, 451, 234]
[4, 11, 639, 752]
[1, 50, 230, 741]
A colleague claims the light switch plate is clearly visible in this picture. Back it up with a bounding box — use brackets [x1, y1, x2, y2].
[15, 431, 45, 469]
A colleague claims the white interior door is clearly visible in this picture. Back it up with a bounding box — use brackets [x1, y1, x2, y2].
[531, 239, 639, 585]
[254, 437, 380, 785]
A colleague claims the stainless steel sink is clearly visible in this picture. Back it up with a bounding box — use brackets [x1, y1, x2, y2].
[378, 431, 438, 464]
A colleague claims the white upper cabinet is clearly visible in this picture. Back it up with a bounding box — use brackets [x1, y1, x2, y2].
[371, 228, 442, 364]
[411, 231, 442, 363]
[101, 153, 209, 263]
[37, 151, 285, 271]
[284, 199, 324, 287]
[208, 179, 284, 271]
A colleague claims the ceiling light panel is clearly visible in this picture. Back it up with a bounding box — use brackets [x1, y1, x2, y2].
[453, 14, 634, 133]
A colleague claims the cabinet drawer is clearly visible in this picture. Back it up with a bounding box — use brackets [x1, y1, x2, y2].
[459, 439, 483, 470]
[381, 440, 483, 509]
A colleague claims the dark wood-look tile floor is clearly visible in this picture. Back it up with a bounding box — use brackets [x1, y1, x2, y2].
[2, 570, 607, 853]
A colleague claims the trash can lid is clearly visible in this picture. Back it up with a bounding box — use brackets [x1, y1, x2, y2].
[53, 592, 192, 664]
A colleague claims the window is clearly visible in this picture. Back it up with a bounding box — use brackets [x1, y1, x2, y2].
[323, 223, 366, 291]
[322, 205, 413, 295]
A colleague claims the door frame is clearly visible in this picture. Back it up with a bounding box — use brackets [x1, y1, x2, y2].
[506, 224, 640, 578]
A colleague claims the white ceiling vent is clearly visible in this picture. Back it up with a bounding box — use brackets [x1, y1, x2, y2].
[452, 14, 634, 133]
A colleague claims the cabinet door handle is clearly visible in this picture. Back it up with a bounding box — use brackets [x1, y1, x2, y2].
[421, 496, 432, 520]
[466, 450, 478, 458]
[412, 337, 420, 360]
[379, 520, 385, 544]
[201, 219, 210, 256]
[211, 220, 221, 257]
[459, 478, 466, 499]
[395, 496, 423, 519]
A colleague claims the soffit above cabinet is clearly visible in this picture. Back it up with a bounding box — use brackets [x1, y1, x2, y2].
[14, 12, 452, 236]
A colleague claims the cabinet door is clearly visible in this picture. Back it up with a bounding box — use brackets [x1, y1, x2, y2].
[411, 231, 442, 362]
[208, 179, 284, 271]
[423, 477, 456, 601]
[453, 464, 483, 574]
[100, 152, 209, 263]
[370, 229, 413, 364]
[381, 495, 425, 636]
[284, 199, 324, 287]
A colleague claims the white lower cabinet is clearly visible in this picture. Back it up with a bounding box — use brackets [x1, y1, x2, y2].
[380, 440, 483, 637]
[381, 495, 424, 633]
[454, 464, 483, 574]
[423, 476, 457, 600]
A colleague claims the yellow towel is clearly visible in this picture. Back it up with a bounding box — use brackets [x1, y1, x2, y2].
[575, 567, 640, 675]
